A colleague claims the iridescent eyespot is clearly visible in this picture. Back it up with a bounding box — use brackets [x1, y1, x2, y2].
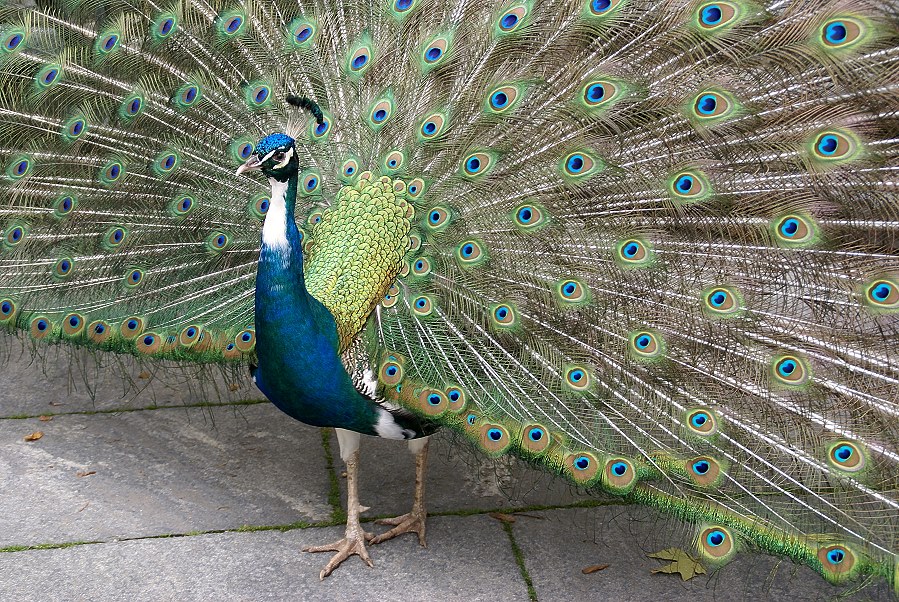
[288, 19, 316, 47]
[407, 178, 424, 198]
[349, 44, 372, 73]
[512, 204, 547, 231]
[54, 195, 76, 217]
[3, 30, 25, 52]
[5, 225, 24, 246]
[383, 150, 404, 172]
[462, 152, 493, 177]
[497, 6, 527, 34]
[615, 238, 653, 268]
[581, 80, 619, 108]
[702, 286, 742, 317]
[235, 328, 255, 352]
[307, 210, 323, 227]
[423, 38, 448, 64]
[487, 85, 520, 113]
[97, 32, 120, 54]
[171, 194, 194, 216]
[176, 84, 201, 108]
[30, 316, 52, 339]
[0, 299, 16, 322]
[154, 151, 180, 176]
[382, 283, 400, 308]
[311, 116, 331, 139]
[394, 0, 415, 12]
[699, 527, 733, 559]
[412, 295, 433, 316]
[697, 3, 738, 30]
[565, 366, 591, 390]
[121, 316, 144, 339]
[629, 330, 663, 360]
[246, 83, 271, 107]
[827, 441, 865, 472]
[105, 226, 127, 248]
[125, 268, 144, 287]
[562, 151, 598, 179]
[36, 64, 62, 88]
[302, 172, 320, 194]
[457, 240, 485, 265]
[426, 207, 449, 229]
[418, 389, 447, 416]
[691, 90, 734, 120]
[121, 95, 143, 118]
[62, 313, 85, 336]
[411, 257, 431, 276]
[686, 409, 718, 436]
[772, 214, 816, 247]
[490, 303, 517, 328]
[686, 456, 722, 487]
[7, 156, 31, 179]
[564, 451, 599, 483]
[811, 130, 857, 161]
[153, 14, 177, 40]
[369, 99, 393, 127]
[771, 354, 810, 386]
[208, 231, 230, 251]
[865, 278, 899, 309]
[54, 257, 73, 277]
[820, 18, 863, 49]
[380, 360, 404, 385]
[62, 116, 87, 141]
[587, 0, 622, 15]
[219, 11, 246, 36]
[557, 279, 588, 304]
[341, 159, 359, 180]
[669, 170, 709, 199]
[101, 160, 125, 184]
[420, 113, 446, 139]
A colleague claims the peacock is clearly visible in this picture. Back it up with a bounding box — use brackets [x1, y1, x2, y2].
[1, 0, 897, 592]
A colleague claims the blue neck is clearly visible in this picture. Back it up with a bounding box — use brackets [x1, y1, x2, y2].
[253, 171, 379, 434]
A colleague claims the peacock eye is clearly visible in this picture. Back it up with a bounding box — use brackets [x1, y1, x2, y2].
[273, 152, 285, 162]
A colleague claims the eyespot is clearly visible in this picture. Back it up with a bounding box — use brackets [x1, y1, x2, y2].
[604, 458, 637, 492]
[697, 3, 738, 30]
[520, 424, 550, 453]
[686, 456, 721, 487]
[702, 286, 742, 317]
[341, 159, 359, 180]
[248, 195, 270, 219]
[416, 388, 448, 416]
[669, 170, 708, 199]
[121, 94, 143, 118]
[827, 441, 865, 472]
[772, 354, 810, 386]
[865, 278, 899, 309]
[629, 330, 664, 360]
[811, 131, 857, 161]
[581, 80, 619, 108]
[557, 279, 588, 304]
[419, 113, 446, 139]
[4, 225, 24, 247]
[311, 117, 331, 139]
[512, 204, 547, 231]
[7, 156, 31, 179]
[369, 99, 393, 128]
[588, 0, 622, 15]
[235, 328, 255, 352]
[104, 226, 127, 248]
[382, 283, 400, 308]
[349, 45, 372, 73]
[2, 30, 25, 52]
[288, 19, 315, 47]
[497, 6, 527, 34]
[383, 150, 404, 172]
[171, 194, 194, 217]
[462, 152, 493, 177]
[55, 195, 76, 217]
[487, 85, 519, 113]
[699, 526, 734, 560]
[96, 32, 120, 54]
[178, 324, 202, 347]
[615, 238, 653, 268]
[0, 299, 15, 322]
[565, 366, 591, 390]
[423, 37, 448, 65]
[821, 18, 863, 49]
[411, 257, 431, 276]
[246, 83, 271, 107]
[407, 178, 425, 199]
[62, 116, 87, 141]
[87, 320, 111, 344]
[565, 451, 599, 484]
[207, 231, 230, 251]
[307, 210, 323, 227]
[478, 423, 511, 455]
[394, 0, 416, 13]
[564, 152, 594, 177]
[773, 214, 816, 246]
[124, 268, 144, 287]
[426, 207, 449, 229]
[121, 316, 145, 339]
[686, 409, 718, 436]
[302, 172, 321, 194]
[219, 11, 246, 36]
[491, 303, 516, 328]
[30, 316, 52, 339]
[412, 295, 433, 317]
[36, 64, 62, 88]
[175, 84, 201, 108]
[380, 359, 404, 385]
[457, 240, 485, 265]
[100, 160, 125, 185]
[53, 257, 73, 278]
[692, 91, 733, 119]
[152, 13, 177, 40]
[817, 545, 856, 579]
[153, 151, 180, 176]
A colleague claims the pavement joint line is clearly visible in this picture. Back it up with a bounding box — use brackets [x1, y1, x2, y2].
[320, 428, 347, 523]
[0, 499, 622, 555]
[502, 521, 538, 602]
[0, 398, 270, 420]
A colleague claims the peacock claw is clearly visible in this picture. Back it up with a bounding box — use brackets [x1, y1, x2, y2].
[371, 511, 428, 547]
[304, 530, 375, 580]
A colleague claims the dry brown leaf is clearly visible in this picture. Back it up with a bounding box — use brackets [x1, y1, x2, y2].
[489, 512, 517, 524]
[24, 431, 43, 442]
[138, 370, 151, 379]
[76, 471, 96, 478]
[38, 415, 53, 422]
[582, 564, 610, 574]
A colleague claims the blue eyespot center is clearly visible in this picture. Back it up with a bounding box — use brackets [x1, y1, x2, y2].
[467, 414, 477, 425]
[873, 284, 891, 300]
[495, 307, 508, 320]
[143, 335, 155, 346]
[491, 91, 508, 108]
[416, 298, 427, 308]
[693, 460, 710, 475]
[255, 88, 269, 103]
[127, 320, 138, 329]
[676, 175, 694, 192]
[701, 5, 722, 25]
[825, 22, 847, 43]
[466, 157, 481, 172]
[69, 316, 79, 327]
[636, 335, 651, 349]
[37, 319, 48, 331]
[501, 13, 518, 29]
[710, 291, 727, 307]
[567, 155, 584, 172]
[564, 283, 576, 295]
[707, 530, 725, 547]
[426, 47, 442, 61]
[428, 394, 441, 406]
[529, 428, 543, 441]
[691, 413, 708, 427]
[296, 27, 312, 42]
[43, 69, 58, 84]
[386, 365, 398, 376]
[373, 109, 387, 122]
[575, 456, 590, 470]
[72, 120, 84, 135]
[448, 390, 460, 402]
[62, 198, 73, 211]
[835, 445, 853, 461]
[226, 16, 242, 33]
[778, 359, 796, 376]
[161, 19, 174, 35]
[817, 135, 838, 155]
[315, 121, 328, 135]
[697, 94, 717, 114]
[612, 461, 628, 476]
[518, 207, 532, 222]
[827, 549, 845, 564]
[95, 324, 105, 334]
[781, 218, 799, 236]
[352, 54, 368, 69]
[623, 242, 639, 257]
[15, 161, 27, 175]
[430, 211, 442, 223]
[586, 83, 605, 102]
[1, 302, 11, 313]
[306, 178, 317, 190]
[103, 35, 117, 51]
[7, 34, 23, 50]
[396, 0, 413, 10]
[592, 0, 612, 12]
[423, 121, 437, 134]
[187, 327, 197, 337]
[345, 166, 355, 175]
[462, 244, 474, 257]
[570, 369, 584, 382]
[488, 428, 503, 441]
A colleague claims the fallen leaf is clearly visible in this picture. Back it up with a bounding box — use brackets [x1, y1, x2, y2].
[138, 370, 151, 379]
[582, 564, 610, 574]
[489, 512, 517, 524]
[38, 415, 53, 422]
[76, 471, 96, 478]
[228, 383, 240, 392]
[24, 431, 44, 442]
[649, 548, 706, 581]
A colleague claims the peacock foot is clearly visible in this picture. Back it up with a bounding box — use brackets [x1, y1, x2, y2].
[303, 526, 375, 580]
[370, 510, 427, 547]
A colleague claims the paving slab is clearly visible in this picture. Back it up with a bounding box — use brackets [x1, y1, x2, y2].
[512, 507, 893, 602]
[0, 404, 333, 547]
[0, 337, 258, 416]
[0, 515, 528, 602]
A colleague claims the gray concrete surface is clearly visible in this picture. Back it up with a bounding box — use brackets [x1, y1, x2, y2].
[0, 344, 893, 601]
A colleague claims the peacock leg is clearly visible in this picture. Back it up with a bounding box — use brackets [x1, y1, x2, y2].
[371, 437, 429, 546]
[303, 430, 374, 579]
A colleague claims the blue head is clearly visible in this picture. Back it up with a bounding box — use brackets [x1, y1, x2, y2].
[236, 133, 298, 181]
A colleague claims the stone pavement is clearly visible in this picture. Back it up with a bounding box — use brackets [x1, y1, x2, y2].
[0, 344, 892, 601]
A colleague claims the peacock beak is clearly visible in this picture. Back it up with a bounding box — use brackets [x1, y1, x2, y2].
[236, 155, 264, 175]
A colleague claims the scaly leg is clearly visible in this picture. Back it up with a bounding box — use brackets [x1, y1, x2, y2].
[304, 429, 374, 579]
[371, 437, 429, 546]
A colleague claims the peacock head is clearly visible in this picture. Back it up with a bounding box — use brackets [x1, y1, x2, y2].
[236, 133, 298, 181]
